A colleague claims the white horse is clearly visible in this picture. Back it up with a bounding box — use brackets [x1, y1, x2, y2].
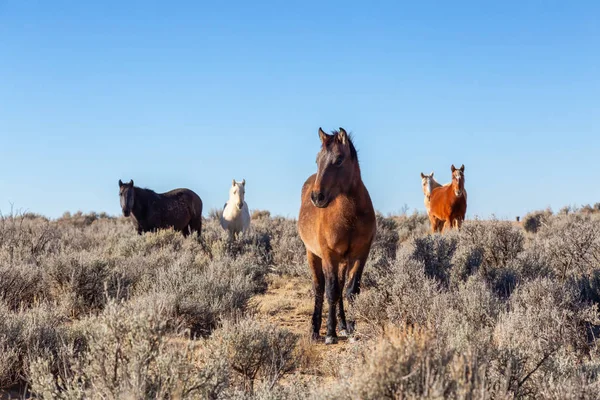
[421, 171, 442, 213]
[221, 179, 251, 237]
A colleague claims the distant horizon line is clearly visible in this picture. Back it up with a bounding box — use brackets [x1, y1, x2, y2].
[1, 202, 597, 222]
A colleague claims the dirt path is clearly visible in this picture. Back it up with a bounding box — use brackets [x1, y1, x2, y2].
[250, 275, 359, 381]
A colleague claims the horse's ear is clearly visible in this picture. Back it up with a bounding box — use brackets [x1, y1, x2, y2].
[338, 128, 348, 145]
[232, 179, 236, 187]
[451, 165, 456, 172]
[318, 127, 328, 143]
[430, 171, 434, 177]
[129, 180, 134, 187]
[241, 179, 246, 187]
[119, 179, 123, 187]
[420, 172, 426, 179]
[460, 164, 465, 172]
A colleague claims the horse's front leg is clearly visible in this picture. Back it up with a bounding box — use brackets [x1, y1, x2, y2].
[442, 219, 453, 233]
[307, 251, 324, 341]
[337, 262, 348, 336]
[429, 214, 439, 234]
[323, 258, 341, 345]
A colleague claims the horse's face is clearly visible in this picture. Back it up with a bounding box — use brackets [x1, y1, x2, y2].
[118, 179, 135, 217]
[312, 128, 355, 208]
[229, 179, 246, 210]
[450, 164, 465, 196]
[421, 172, 435, 197]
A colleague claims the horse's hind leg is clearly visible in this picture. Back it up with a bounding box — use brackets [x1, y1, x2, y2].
[345, 253, 369, 335]
[189, 217, 202, 237]
[308, 251, 325, 341]
[337, 262, 348, 336]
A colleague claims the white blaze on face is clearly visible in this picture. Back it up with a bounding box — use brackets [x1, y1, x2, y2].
[421, 174, 434, 197]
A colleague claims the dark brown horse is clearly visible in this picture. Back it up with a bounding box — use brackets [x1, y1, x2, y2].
[118, 180, 203, 237]
[298, 128, 376, 344]
[428, 165, 467, 232]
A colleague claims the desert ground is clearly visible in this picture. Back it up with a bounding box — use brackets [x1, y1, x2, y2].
[1, 206, 600, 399]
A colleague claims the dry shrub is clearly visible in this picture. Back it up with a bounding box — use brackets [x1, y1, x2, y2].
[0, 302, 71, 389]
[3, 208, 600, 398]
[410, 232, 458, 286]
[322, 326, 486, 400]
[265, 217, 307, 278]
[210, 318, 298, 393]
[29, 301, 230, 400]
[394, 211, 430, 242]
[522, 208, 553, 233]
[363, 213, 399, 287]
[535, 214, 600, 281]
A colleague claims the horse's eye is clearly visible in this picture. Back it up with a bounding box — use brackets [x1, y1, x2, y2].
[334, 157, 343, 166]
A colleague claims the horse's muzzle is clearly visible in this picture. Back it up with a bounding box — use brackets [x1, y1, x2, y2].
[237, 203, 244, 210]
[123, 210, 130, 217]
[311, 191, 329, 208]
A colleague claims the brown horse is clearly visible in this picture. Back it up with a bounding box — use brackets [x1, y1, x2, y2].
[298, 128, 376, 344]
[428, 165, 467, 232]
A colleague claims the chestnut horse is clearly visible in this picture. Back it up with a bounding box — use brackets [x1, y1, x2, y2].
[428, 165, 467, 232]
[298, 128, 376, 345]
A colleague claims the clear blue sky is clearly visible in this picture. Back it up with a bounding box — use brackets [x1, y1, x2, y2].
[1, 1, 599, 219]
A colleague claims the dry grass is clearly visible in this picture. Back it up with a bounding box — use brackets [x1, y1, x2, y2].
[1, 208, 600, 399]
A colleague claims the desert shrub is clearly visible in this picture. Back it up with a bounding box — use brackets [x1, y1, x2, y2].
[322, 326, 487, 400]
[210, 318, 298, 393]
[440, 276, 502, 353]
[29, 301, 230, 400]
[0, 302, 75, 389]
[459, 220, 524, 269]
[251, 210, 271, 220]
[0, 213, 61, 266]
[4, 209, 600, 398]
[362, 214, 399, 287]
[0, 262, 46, 310]
[492, 278, 600, 397]
[395, 211, 430, 242]
[535, 214, 600, 281]
[449, 243, 484, 287]
[522, 208, 553, 233]
[46, 254, 135, 317]
[267, 217, 307, 277]
[410, 232, 458, 286]
[352, 248, 442, 335]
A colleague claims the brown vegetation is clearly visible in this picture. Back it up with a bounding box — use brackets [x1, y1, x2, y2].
[1, 208, 600, 399]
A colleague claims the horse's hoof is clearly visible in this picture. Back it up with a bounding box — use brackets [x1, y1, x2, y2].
[311, 332, 320, 342]
[325, 336, 338, 345]
[338, 329, 348, 337]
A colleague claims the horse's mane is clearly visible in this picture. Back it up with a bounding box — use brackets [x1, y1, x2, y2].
[134, 186, 161, 202]
[330, 129, 358, 161]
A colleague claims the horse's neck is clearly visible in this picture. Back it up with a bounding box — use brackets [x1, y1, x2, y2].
[132, 187, 149, 218]
[224, 199, 242, 218]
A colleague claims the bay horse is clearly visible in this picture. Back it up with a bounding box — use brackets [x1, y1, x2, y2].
[118, 179, 203, 237]
[427, 165, 467, 232]
[298, 128, 376, 344]
[221, 179, 251, 238]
